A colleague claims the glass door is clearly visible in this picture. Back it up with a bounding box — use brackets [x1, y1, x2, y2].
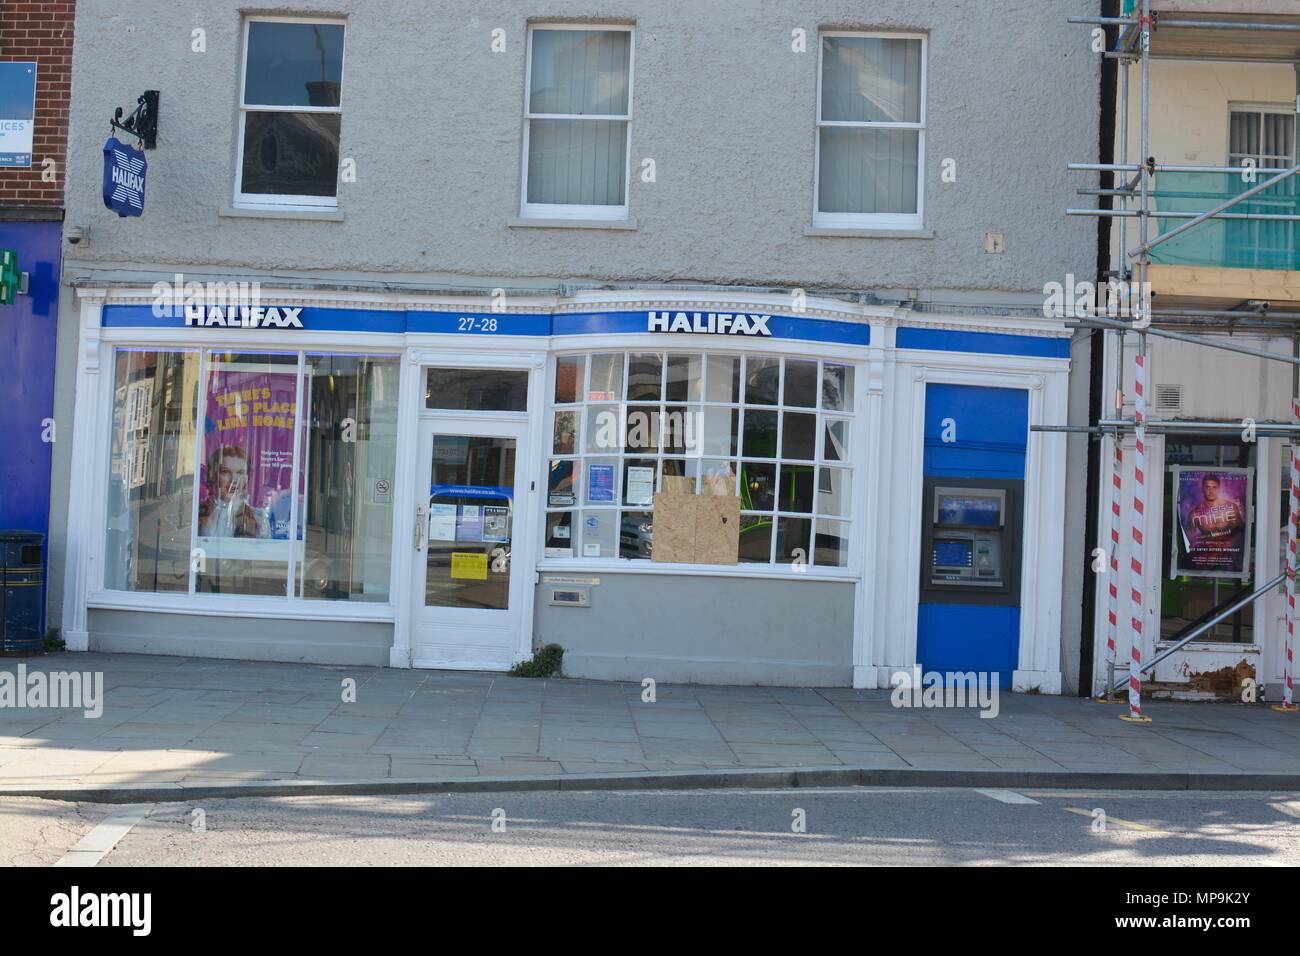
[410, 418, 530, 670]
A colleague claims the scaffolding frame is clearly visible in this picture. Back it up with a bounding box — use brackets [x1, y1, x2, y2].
[1064, 2, 1300, 717]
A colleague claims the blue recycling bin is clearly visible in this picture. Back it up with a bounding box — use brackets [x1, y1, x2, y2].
[1, 531, 44, 653]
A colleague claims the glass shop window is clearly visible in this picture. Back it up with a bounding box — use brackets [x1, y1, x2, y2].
[104, 348, 399, 603]
[545, 350, 857, 569]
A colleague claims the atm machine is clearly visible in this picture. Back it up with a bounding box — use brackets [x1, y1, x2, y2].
[920, 478, 1022, 604]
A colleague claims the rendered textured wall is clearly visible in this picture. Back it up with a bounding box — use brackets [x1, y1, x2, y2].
[61, 0, 1098, 294]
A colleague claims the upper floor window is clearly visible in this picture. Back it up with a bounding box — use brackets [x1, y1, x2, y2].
[522, 24, 633, 220]
[236, 17, 346, 208]
[1229, 107, 1295, 170]
[815, 32, 926, 230]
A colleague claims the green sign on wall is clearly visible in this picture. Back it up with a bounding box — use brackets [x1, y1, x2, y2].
[0, 250, 19, 306]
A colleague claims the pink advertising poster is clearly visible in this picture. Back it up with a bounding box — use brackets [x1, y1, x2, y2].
[199, 365, 303, 541]
[1173, 466, 1252, 580]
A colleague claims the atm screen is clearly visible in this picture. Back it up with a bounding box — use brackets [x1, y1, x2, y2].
[934, 539, 973, 568]
[937, 494, 1001, 528]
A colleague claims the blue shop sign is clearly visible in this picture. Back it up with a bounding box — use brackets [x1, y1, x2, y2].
[0, 62, 37, 168]
[103, 137, 147, 217]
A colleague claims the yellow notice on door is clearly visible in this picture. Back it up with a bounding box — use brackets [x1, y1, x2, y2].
[450, 551, 489, 580]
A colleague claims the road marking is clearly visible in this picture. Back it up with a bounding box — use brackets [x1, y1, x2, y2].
[975, 788, 1040, 805]
[1063, 806, 1169, 834]
[54, 804, 153, 867]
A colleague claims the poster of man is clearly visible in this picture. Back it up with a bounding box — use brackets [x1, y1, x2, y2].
[1173, 466, 1252, 579]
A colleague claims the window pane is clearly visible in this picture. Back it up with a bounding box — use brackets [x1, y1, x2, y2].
[426, 367, 528, 411]
[623, 459, 658, 506]
[782, 411, 817, 460]
[196, 352, 301, 596]
[742, 409, 778, 458]
[548, 459, 577, 507]
[425, 436, 514, 611]
[663, 405, 699, 455]
[240, 111, 340, 198]
[588, 353, 623, 401]
[824, 419, 850, 461]
[580, 510, 618, 558]
[553, 410, 578, 454]
[818, 127, 919, 215]
[626, 352, 663, 400]
[662, 457, 701, 492]
[297, 354, 398, 602]
[545, 511, 574, 556]
[625, 405, 659, 453]
[741, 462, 776, 511]
[244, 21, 344, 107]
[666, 354, 702, 401]
[706, 354, 740, 402]
[779, 464, 815, 514]
[701, 460, 736, 496]
[738, 515, 773, 563]
[620, 511, 653, 559]
[555, 356, 583, 403]
[586, 405, 619, 453]
[527, 118, 628, 206]
[744, 356, 781, 405]
[817, 467, 852, 517]
[823, 364, 855, 411]
[784, 360, 818, 407]
[529, 29, 630, 115]
[105, 350, 199, 593]
[775, 516, 812, 564]
[1229, 111, 1260, 158]
[820, 36, 921, 123]
[701, 407, 739, 457]
[814, 519, 850, 568]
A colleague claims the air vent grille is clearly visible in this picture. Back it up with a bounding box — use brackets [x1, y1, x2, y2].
[1154, 383, 1182, 413]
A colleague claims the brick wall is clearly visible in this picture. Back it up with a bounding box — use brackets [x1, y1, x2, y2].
[0, 1, 75, 210]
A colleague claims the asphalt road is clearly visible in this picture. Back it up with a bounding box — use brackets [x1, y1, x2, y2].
[3, 787, 1299, 866]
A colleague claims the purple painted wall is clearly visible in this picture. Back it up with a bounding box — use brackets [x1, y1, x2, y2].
[0, 218, 61, 631]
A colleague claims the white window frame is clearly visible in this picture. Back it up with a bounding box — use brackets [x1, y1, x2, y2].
[541, 348, 858, 575]
[1227, 102, 1297, 170]
[813, 30, 927, 231]
[520, 22, 635, 221]
[234, 15, 347, 210]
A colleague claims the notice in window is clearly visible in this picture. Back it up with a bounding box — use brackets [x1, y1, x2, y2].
[429, 503, 457, 542]
[450, 551, 488, 580]
[457, 505, 484, 542]
[587, 463, 615, 503]
[626, 466, 655, 506]
[482, 505, 510, 543]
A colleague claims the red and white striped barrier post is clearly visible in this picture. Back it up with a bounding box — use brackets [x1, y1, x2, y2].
[1123, 349, 1152, 722]
[1276, 399, 1300, 713]
[1102, 437, 1123, 700]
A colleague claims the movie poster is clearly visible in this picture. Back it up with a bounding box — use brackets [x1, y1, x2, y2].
[1172, 466, 1252, 580]
[198, 364, 303, 548]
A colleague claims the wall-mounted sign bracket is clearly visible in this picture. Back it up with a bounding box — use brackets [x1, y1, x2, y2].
[109, 90, 159, 150]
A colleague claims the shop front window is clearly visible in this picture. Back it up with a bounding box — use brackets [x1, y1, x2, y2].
[1161, 438, 1256, 643]
[104, 348, 399, 603]
[545, 351, 856, 568]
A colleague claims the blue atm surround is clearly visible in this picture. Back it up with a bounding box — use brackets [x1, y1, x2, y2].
[917, 384, 1028, 689]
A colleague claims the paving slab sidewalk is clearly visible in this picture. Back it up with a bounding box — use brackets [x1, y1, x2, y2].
[1, 653, 1299, 801]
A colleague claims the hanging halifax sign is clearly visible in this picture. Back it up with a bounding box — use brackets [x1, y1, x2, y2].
[103, 136, 146, 217]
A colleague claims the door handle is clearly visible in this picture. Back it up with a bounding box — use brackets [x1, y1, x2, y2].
[414, 504, 426, 551]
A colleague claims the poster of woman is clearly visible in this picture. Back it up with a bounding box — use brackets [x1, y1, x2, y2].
[1172, 466, 1252, 580]
[198, 364, 303, 546]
